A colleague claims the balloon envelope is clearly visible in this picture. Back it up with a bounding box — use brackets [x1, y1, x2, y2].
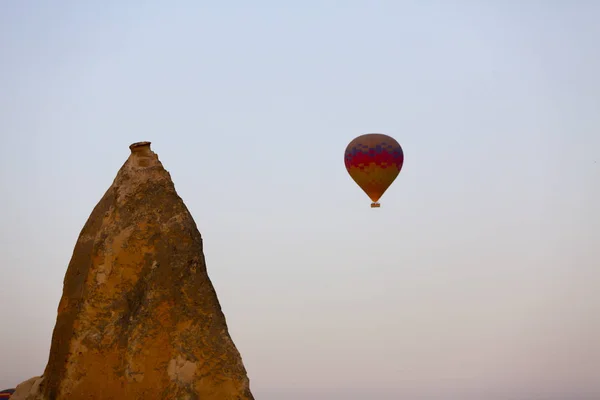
[344, 133, 404, 206]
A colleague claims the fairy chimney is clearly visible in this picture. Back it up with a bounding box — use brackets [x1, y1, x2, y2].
[13, 142, 254, 400]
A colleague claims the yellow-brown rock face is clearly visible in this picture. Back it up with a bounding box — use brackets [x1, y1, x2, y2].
[16, 142, 253, 399]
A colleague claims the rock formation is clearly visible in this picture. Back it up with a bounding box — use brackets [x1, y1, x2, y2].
[13, 142, 254, 400]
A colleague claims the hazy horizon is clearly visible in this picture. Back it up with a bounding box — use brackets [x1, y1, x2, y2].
[1, 1, 599, 399]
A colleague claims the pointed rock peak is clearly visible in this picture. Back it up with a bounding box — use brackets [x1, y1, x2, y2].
[10, 142, 254, 400]
[124, 140, 161, 168]
[112, 141, 172, 201]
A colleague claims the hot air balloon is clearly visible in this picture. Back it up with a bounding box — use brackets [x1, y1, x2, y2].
[344, 133, 404, 207]
[0, 389, 15, 399]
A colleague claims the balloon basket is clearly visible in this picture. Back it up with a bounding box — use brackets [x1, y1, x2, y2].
[370, 202, 380, 208]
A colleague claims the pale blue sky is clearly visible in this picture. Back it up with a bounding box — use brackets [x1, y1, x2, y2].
[1, 1, 599, 399]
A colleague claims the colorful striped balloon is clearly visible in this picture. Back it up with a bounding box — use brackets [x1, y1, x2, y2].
[344, 133, 404, 207]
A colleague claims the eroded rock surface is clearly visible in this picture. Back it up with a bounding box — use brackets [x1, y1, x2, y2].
[14, 142, 253, 400]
